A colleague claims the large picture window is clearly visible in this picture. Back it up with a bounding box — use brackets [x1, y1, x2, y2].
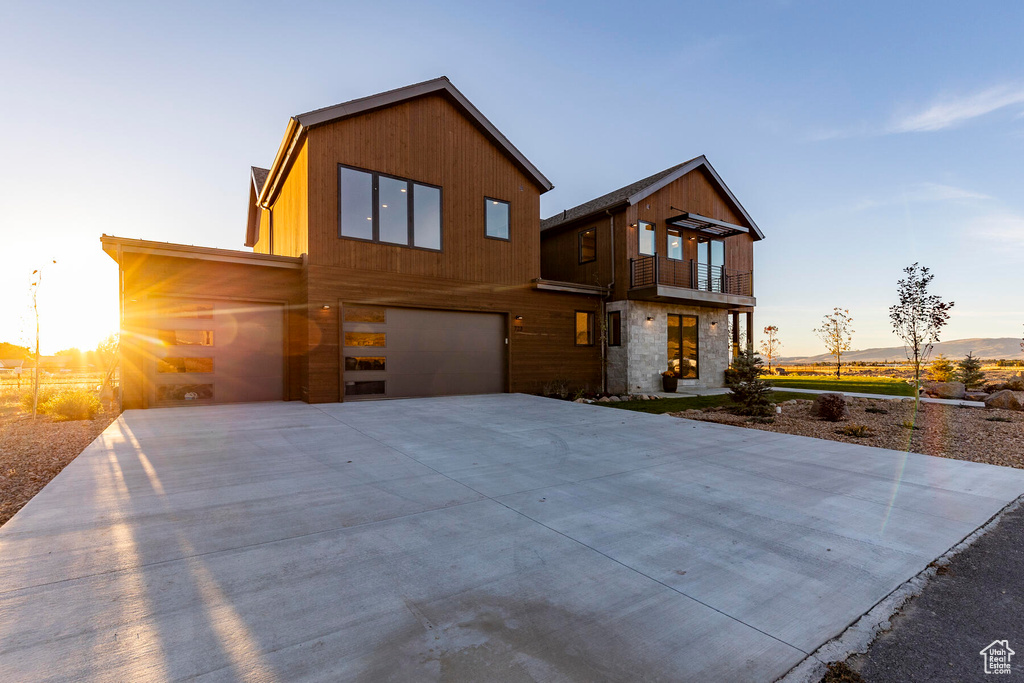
[339, 165, 441, 250]
[485, 198, 510, 240]
[639, 221, 656, 256]
[667, 314, 699, 379]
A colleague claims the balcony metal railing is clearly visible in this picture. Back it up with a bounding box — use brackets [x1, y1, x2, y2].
[630, 255, 753, 296]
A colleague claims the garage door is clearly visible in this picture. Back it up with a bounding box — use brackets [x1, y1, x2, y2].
[342, 305, 506, 400]
[147, 299, 285, 406]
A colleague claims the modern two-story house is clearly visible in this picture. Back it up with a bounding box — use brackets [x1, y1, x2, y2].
[102, 77, 762, 408]
[540, 157, 762, 394]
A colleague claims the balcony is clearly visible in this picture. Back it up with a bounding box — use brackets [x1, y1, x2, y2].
[629, 255, 755, 308]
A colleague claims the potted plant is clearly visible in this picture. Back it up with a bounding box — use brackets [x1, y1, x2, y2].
[662, 370, 678, 392]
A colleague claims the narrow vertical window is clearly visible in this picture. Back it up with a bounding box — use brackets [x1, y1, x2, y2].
[639, 221, 656, 256]
[668, 314, 699, 378]
[667, 228, 683, 260]
[486, 198, 510, 240]
[339, 167, 373, 240]
[413, 183, 441, 249]
[579, 228, 597, 264]
[378, 176, 409, 245]
[575, 311, 594, 346]
[607, 310, 621, 346]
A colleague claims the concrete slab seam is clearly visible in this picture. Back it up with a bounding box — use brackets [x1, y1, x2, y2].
[775, 493, 1024, 683]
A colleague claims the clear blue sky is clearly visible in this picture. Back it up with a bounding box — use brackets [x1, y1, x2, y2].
[2, 1, 1022, 355]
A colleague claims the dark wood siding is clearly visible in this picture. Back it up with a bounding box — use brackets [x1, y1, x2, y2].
[119, 253, 305, 409]
[541, 166, 756, 300]
[304, 265, 601, 403]
[305, 94, 541, 284]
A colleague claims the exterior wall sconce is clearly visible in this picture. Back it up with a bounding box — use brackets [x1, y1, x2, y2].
[321, 305, 331, 310]
[514, 315, 523, 320]
[710, 321, 718, 330]
[646, 316, 654, 322]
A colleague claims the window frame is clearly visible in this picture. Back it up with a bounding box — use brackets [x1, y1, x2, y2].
[638, 220, 656, 256]
[607, 310, 621, 347]
[574, 310, 595, 347]
[484, 197, 511, 241]
[337, 163, 443, 252]
[578, 227, 597, 264]
[667, 313, 700, 379]
[666, 228, 683, 261]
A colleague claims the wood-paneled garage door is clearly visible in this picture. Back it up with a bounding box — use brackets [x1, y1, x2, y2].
[341, 305, 506, 400]
[147, 299, 285, 406]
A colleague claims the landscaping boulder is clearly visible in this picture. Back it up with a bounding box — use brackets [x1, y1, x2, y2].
[811, 393, 849, 421]
[924, 381, 966, 400]
[985, 390, 1022, 411]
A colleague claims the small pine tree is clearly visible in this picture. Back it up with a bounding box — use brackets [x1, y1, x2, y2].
[726, 349, 773, 416]
[929, 354, 956, 382]
[955, 352, 985, 389]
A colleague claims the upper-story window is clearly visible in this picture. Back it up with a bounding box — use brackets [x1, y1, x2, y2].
[639, 221, 656, 255]
[338, 165, 442, 250]
[485, 198, 510, 240]
[579, 228, 596, 264]
[667, 228, 683, 260]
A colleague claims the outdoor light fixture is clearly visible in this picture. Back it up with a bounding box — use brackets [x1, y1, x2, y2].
[322, 305, 331, 310]
[515, 315, 523, 320]
[646, 316, 654, 322]
[710, 321, 718, 329]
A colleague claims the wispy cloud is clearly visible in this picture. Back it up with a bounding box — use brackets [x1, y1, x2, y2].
[808, 84, 1024, 141]
[850, 182, 992, 212]
[888, 85, 1024, 133]
[971, 211, 1024, 252]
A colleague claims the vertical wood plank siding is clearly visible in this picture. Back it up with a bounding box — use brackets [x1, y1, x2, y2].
[540, 166, 755, 299]
[118, 253, 305, 409]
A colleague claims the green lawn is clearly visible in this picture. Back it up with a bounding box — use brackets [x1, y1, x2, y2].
[764, 375, 915, 396]
[598, 390, 813, 414]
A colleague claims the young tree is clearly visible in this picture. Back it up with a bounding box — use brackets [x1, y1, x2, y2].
[956, 352, 985, 389]
[725, 349, 773, 416]
[889, 263, 954, 402]
[28, 261, 57, 418]
[928, 353, 956, 382]
[759, 325, 782, 373]
[814, 308, 854, 378]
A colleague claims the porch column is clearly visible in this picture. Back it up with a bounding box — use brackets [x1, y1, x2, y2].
[731, 311, 740, 358]
[745, 311, 754, 352]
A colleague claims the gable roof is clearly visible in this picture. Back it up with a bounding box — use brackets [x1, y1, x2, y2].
[540, 155, 764, 240]
[291, 77, 552, 192]
[251, 166, 269, 195]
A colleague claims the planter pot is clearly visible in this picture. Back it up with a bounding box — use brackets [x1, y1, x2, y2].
[662, 375, 678, 393]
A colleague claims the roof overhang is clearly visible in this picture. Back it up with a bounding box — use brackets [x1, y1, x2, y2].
[665, 212, 749, 238]
[627, 156, 764, 240]
[101, 235, 304, 269]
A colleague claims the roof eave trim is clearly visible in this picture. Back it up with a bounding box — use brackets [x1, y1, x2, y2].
[626, 156, 765, 240]
[296, 78, 553, 192]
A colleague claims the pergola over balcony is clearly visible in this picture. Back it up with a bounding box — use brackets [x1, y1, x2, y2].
[664, 210, 750, 238]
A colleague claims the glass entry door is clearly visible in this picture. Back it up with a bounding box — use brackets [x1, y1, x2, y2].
[667, 314, 699, 379]
[696, 238, 724, 291]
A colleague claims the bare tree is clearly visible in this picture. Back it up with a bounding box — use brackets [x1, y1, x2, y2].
[759, 325, 782, 373]
[889, 263, 954, 402]
[29, 260, 56, 419]
[814, 308, 854, 379]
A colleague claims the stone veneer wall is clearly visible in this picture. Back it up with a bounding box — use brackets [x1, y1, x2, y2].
[607, 301, 730, 394]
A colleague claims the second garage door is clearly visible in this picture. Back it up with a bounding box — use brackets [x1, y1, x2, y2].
[342, 305, 506, 400]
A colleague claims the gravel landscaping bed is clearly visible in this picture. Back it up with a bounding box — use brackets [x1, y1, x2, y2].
[0, 406, 118, 527]
[671, 398, 1024, 469]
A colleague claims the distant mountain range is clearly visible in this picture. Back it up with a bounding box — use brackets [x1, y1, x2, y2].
[780, 338, 1022, 364]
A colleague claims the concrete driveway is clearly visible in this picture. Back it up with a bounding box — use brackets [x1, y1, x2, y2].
[2, 394, 1023, 681]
